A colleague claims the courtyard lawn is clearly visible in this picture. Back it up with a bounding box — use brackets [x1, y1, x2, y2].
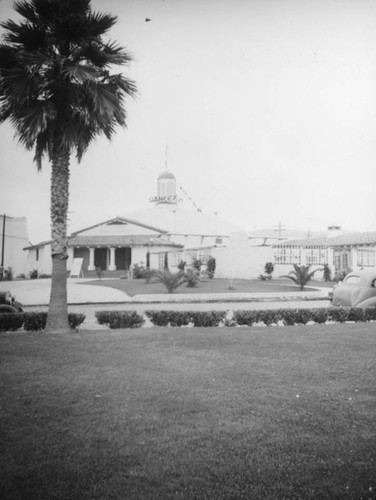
[79, 277, 332, 297]
[1, 324, 375, 499]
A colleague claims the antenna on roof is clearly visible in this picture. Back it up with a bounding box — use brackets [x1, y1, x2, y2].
[165, 138, 168, 172]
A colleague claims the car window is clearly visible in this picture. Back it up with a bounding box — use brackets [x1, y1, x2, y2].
[344, 275, 361, 285]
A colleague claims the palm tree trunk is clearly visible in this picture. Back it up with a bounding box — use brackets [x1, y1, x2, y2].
[45, 149, 70, 333]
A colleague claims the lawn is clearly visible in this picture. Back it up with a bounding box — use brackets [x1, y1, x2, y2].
[80, 277, 332, 297]
[1, 324, 375, 499]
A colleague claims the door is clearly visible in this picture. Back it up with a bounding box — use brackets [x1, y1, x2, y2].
[94, 248, 107, 270]
[115, 248, 132, 270]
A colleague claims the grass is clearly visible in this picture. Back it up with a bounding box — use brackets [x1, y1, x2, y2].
[1, 324, 375, 499]
[80, 277, 333, 297]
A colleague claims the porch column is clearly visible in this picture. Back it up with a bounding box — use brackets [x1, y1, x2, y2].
[109, 247, 116, 271]
[88, 247, 95, 271]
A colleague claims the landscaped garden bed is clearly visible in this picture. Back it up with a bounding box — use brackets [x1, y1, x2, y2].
[80, 277, 332, 296]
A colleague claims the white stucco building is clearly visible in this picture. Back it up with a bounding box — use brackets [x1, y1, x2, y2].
[24, 170, 273, 278]
[273, 226, 376, 278]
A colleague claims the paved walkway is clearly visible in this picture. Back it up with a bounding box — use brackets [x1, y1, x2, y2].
[0, 278, 330, 306]
[0, 278, 331, 329]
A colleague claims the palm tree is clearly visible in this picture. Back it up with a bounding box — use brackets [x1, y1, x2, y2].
[280, 264, 321, 290]
[0, 0, 136, 332]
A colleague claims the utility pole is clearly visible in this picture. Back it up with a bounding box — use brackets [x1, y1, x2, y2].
[1, 214, 5, 267]
[274, 221, 286, 238]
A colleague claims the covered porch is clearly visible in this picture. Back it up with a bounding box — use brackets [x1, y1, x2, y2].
[68, 234, 183, 276]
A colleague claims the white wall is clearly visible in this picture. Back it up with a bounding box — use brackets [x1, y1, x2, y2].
[211, 232, 274, 279]
[0, 215, 29, 276]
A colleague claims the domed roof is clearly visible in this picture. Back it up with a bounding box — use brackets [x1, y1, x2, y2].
[158, 171, 175, 180]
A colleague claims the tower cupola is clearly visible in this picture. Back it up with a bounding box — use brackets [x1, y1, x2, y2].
[156, 170, 177, 205]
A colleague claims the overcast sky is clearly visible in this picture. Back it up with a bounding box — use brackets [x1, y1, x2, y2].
[1, 0, 375, 243]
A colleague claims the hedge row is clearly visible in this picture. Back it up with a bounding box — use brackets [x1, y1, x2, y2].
[0, 312, 86, 332]
[2, 307, 375, 332]
[233, 307, 376, 326]
[95, 310, 145, 329]
[95, 307, 376, 329]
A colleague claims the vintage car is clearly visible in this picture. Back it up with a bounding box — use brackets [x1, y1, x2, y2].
[331, 270, 376, 308]
[0, 291, 24, 313]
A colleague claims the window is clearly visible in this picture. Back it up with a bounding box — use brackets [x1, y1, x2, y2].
[36, 248, 39, 261]
[344, 275, 360, 285]
[305, 247, 328, 265]
[357, 248, 376, 268]
[274, 246, 301, 265]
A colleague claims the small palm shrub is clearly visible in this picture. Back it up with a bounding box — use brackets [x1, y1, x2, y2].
[154, 270, 187, 293]
[280, 264, 321, 290]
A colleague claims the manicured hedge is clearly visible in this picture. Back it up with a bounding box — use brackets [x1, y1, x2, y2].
[23, 312, 86, 331]
[93, 307, 376, 329]
[0, 313, 24, 332]
[95, 311, 145, 329]
[0, 312, 86, 332]
[234, 307, 376, 326]
[145, 310, 227, 327]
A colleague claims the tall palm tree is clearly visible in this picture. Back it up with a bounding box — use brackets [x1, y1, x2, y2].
[280, 264, 321, 290]
[0, 0, 136, 332]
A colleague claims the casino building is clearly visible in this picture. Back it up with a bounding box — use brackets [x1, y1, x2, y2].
[25, 170, 247, 277]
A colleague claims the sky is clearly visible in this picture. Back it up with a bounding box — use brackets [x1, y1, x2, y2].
[1, 0, 375, 243]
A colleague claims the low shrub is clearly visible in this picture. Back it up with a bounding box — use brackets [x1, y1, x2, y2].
[29, 269, 38, 279]
[309, 308, 330, 324]
[38, 274, 51, 279]
[95, 310, 144, 329]
[233, 310, 258, 326]
[144, 268, 156, 284]
[347, 307, 366, 322]
[68, 314, 86, 330]
[23, 312, 47, 331]
[258, 310, 280, 326]
[281, 309, 312, 326]
[206, 256, 216, 279]
[23, 312, 86, 331]
[145, 310, 226, 327]
[190, 311, 226, 327]
[364, 307, 376, 321]
[145, 310, 192, 327]
[185, 269, 200, 288]
[328, 308, 348, 323]
[0, 313, 24, 332]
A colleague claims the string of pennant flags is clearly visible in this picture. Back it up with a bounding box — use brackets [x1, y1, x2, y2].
[179, 186, 202, 212]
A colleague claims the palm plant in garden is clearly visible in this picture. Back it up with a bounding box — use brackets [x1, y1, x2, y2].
[281, 264, 321, 290]
[154, 270, 187, 294]
[0, 0, 136, 332]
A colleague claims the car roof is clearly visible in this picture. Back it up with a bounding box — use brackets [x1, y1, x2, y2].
[345, 270, 376, 285]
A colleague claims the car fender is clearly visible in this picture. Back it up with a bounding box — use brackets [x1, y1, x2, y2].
[0, 305, 18, 313]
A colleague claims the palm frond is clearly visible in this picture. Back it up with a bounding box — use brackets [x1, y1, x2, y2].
[62, 64, 99, 83]
[0, 0, 136, 168]
[86, 11, 117, 37]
